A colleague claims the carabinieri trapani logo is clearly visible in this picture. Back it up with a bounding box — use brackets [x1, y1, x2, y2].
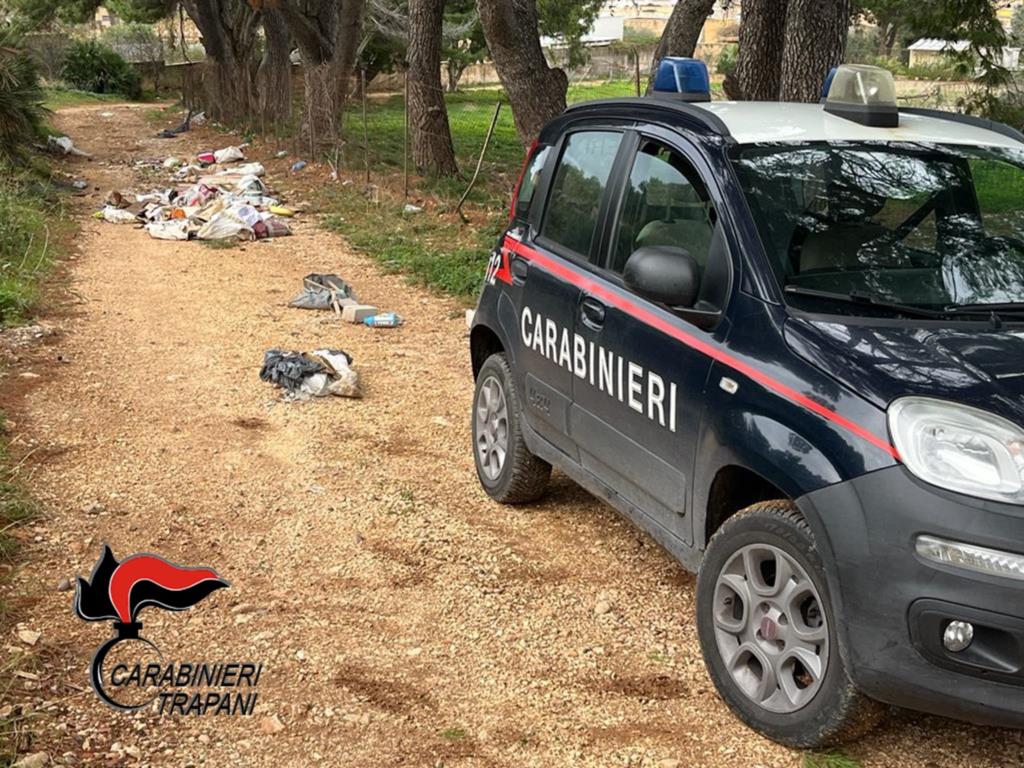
[74, 545, 263, 715]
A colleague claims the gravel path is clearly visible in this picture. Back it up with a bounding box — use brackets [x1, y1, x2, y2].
[0, 102, 1020, 767]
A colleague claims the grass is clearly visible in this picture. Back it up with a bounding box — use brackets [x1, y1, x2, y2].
[0, 166, 68, 327]
[322, 80, 641, 301]
[0, 418, 37, 561]
[803, 750, 863, 768]
[42, 87, 123, 111]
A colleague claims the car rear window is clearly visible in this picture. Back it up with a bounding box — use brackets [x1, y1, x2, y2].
[540, 131, 623, 258]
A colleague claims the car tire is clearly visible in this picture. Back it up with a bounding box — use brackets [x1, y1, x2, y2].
[696, 500, 882, 748]
[473, 353, 551, 504]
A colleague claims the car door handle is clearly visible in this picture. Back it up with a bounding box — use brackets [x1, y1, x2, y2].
[580, 296, 607, 328]
[511, 256, 529, 281]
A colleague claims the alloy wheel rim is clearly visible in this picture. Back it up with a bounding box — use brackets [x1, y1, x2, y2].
[712, 543, 829, 714]
[475, 375, 509, 482]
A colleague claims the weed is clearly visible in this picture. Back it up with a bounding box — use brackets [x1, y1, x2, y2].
[804, 750, 863, 768]
[440, 727, 467, 741]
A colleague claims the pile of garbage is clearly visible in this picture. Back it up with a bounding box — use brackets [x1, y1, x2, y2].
[260, 349, 361, 401]
[96, 144, 296, 243]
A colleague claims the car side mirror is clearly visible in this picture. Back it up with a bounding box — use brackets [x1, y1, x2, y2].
[623, 246, 701, 308]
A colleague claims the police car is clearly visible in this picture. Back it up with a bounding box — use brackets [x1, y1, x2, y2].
[469, 59, 1024, 746]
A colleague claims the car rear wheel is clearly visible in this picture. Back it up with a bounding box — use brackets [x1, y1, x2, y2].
[473, 353, 551, 503]
[696, 500, 882, 748]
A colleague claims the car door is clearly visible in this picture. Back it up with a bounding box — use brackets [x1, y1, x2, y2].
[507, 128, 626, 459]
[568, 132, 731, 546]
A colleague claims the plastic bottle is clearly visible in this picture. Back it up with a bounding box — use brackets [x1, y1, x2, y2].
[364, 313, 404, 328]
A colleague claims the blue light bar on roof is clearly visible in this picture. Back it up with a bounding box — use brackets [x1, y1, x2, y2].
[651, 57, 711, 103]
[821, 67, 838, 101]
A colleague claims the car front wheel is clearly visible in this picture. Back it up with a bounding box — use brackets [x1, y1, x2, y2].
[696, 500, 881, 748]
[472, 353, 551, 504]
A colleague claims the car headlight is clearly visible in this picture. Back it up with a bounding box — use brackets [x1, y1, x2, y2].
[888, 396, 1024, 504]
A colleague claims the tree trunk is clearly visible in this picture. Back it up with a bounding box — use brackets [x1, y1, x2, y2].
[279, 0, 365, 152]
[258, 9, 293, 127]
[647, 0, 716, 90]
[183, 0, 261, 124]
[408, 0, 459, 176]
[734, 0, 788, 101]
[779, 0, 850, 103]
[477, 0, 567, 146]
[446, 60, 467, 92]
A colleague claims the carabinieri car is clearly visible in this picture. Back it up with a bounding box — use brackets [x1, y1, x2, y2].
[469, 60, 1024, 746]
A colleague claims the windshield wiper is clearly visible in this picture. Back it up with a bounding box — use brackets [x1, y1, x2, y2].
[945, 301, 1024, 315]
[784, 285, 948, 319]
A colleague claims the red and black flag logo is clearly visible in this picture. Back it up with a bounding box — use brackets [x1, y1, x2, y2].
[75, 545, 228, 625]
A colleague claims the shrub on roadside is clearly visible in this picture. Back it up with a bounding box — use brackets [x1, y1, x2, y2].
[0, 30, 47, 160]
[61, 40, 141, 99]
[716, 43, 738, 77]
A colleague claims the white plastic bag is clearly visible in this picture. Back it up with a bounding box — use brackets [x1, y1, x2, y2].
[147, 221, 190, 241]
[101, 206, 137, 224]
[196, 210, 252, 241]
[48, 135, 90, 157]
[214, 146, 245, 164]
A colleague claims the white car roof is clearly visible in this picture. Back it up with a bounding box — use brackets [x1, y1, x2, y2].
[694, 101, 1024, 149]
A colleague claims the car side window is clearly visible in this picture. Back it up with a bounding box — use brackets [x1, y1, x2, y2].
[512, 145, 551, 222]
[610, 140, 717, 275]
[540, 131, 623, 259]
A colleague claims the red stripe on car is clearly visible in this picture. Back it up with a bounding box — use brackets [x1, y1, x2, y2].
[502, 236, 900, 461]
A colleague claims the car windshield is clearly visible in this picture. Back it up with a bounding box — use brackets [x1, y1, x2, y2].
[730, 141, 1024, 315]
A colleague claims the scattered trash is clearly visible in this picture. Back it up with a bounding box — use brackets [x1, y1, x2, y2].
[146, 220, 190, 241]
[403, 203, 423, 214]
[364, 313, 404, 328]
[197, 152, 216, 166]
[260, 349, 361, 400]
[156, 110, 195, 139]
[72, 180, 88, 191]
[47, 135, 90, 157]
[253, 218, 292, 239]
[214, 146, 246, 164]
[291, 160, 307, 173]
[190, 112, 207, 127]
[275, 150, 288, 159]
[99, 111, 115, 118]
[269, 205, 295, 218]
[289, 274, 357, 311]
[342, 305, 378, 324]
[163, 157, 181, 169]
[98, 206, 137, 225]
[196, 209, 253, 241]
[465, 309, 475, 329]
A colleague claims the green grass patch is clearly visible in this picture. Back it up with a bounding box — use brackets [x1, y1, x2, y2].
[0, 170, 68, 327]
[440, 727, 467, 741]
[803, 750, 863, 768]
[42, 87, 124, 111]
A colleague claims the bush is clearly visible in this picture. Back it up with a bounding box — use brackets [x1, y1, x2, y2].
[0, 30, 47, 160]
[61, 40, 141, 99]
[716, 43, 738, 77]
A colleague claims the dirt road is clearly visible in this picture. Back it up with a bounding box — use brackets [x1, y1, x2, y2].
[0, 103, 1020, 767]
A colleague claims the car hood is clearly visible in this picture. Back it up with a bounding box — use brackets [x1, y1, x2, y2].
[784, 316, 1024, 425]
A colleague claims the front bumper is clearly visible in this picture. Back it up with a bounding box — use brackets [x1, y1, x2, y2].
[798, 465, 1024, 728]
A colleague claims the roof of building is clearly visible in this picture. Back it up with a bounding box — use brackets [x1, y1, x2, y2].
[693, 101, 1024, 148]
[907, 38, 971, 52]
